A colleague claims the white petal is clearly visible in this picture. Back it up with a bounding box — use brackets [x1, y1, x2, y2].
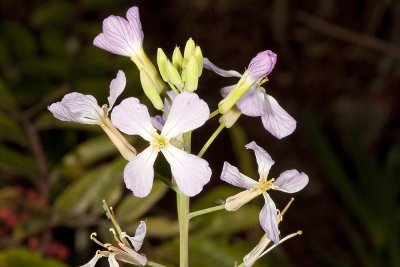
[120, 221, 147, 251]
[111, 97, 156, 142]
[48, 102, 77, 123]
[220, 85, 235, 98]
[108, 70, 126, 109]
[61, 92, 103, 124]
[245, 141, 274, 179]
[162, 145, 211, 196]
[259, 193, 280, 244]
[243, 235, 269, 267]
[79, 253, 103, 267]
[220, 162, 257, 189]
[261, 95, 296, 139]
[108, 253, 119, 267]
[203, 58, 242, 77]
[124, 146, 158, 197]
[236, 85, 268, 117]
[161, 92, 210, 139]
[274, 169, 309, 193]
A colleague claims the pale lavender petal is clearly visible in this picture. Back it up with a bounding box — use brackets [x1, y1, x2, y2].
[124, 146, 158, 198]
[274, 169, 309, 193]
[108, 253, 119, 267]
[220, 85, 235, 98]
[126, 6, 144, 48]
[245, 141, 274, 178]
[261, 95, 296, 139]
[120, 221, 146, 251]
[79, 253, 103, 267]
[247, 50, 277, 82]
[220, 162, 258, 189]
[48, 102, 78, 123]
[236, 85, 268, 117]
[162, 145, 211, 196]
[161, 92, 210, 139]
[108, 70, 126, 109]
[203, 58, 242, 77]
[151, 115, 165, 131]
[61, 92, 103, 124]
[93, 32, 131, 57]
[259, 193, 280, 244]
[111, 97, 156, 142]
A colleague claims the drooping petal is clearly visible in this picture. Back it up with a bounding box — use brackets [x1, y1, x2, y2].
[79, 253, 103, 267]
[108, 70, 126, 109]
[108, 253, 119, 267]
[245, 141, 274, 179]
[161, 92, 209, 139]
[274, 169, 309, 193]
[203, 58, 242, 77]
[236, 85, 268, 117]
[261, 95, 296, 139]
[220, 162, 258, 189]
[124, 146, 158, 197]
[111, 97, 156, 142]
[162, 145, 211, 196]
[48, 102, 77, 123]
[246, 50, 277, 82]
[62, 92, 103, 124]
[220, 85, 235, 98]
[259, 193, 280, 244]
[120, 221, 147, 251]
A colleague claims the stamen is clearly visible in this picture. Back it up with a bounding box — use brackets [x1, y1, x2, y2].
[90, 233, 108, 248]
[281, 198, 295, 217]
[110, 228, 122, 244]
[258, 230, 302, 259]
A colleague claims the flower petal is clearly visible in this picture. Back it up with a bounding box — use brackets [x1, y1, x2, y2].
[48, 102, 77, 123]
[259, 193, 280, 244]
[246, 50, 277, 82]
[108, 70, 126, 109]
[151, 115, 165, 131]
[126, 6, 144, 48]
[124, 146, 158, 197]
[236, 85, 268, 117]
[203, 58, 242, 77]
[79, 253, 103, 267]
[108, 253, 119, 267]
[59, 92, 103, 124]
[120, 221, 147, 251]
[261, 95, 296, 139]
[245, 141, 274, 179]
[220, 162, 257, 189]
[161, 92, 210, 139]
[162, 145, 211, 196]
[274, 169, 309, 193]
[111, 97, 156, 141]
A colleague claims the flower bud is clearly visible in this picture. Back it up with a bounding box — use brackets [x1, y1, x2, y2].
[184, 38, 196, 59]
[219, 106, 241, 128]
[140, 70, 164, 110]
[166, 61, 183, 88]
[172, 46, 183, 69]
[218, 77, 254, 114]
[157, 48, 169, 82]
[194, 46, 203, 76]
[183, 55, 199, 92]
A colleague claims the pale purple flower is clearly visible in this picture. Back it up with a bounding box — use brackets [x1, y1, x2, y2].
[93, 7, 144, 58]
[48, 70, 126, 125]
[220, 141, 308, 244]
[111, 92, 212, 197]
[151, 90, 176, 131]
[204, 52, 296, 139]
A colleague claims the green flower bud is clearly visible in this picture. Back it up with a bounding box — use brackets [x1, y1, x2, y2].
[219, 106, 241, 128]
[183, 55, 199, 92]
[172, 46, 183, 69]
[140, 70, 164, 110]
[157, 48, 169, 82]
[194, 46, 203, 76]
[218, 77, 254, 114]
[184, 38, 196, 59]
[166, 61, 183, 88]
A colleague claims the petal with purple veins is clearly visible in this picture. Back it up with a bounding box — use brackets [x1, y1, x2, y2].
[274, 169, 309, 193]
[220, 162, 258, 189]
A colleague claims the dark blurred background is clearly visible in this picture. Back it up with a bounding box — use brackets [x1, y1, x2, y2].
[0, 0, 399, 266]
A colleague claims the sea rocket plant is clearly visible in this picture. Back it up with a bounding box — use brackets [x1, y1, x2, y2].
[50, 5, 309, 267]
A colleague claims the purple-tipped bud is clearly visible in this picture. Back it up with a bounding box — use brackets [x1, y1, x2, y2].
[247, 50, 277, 82]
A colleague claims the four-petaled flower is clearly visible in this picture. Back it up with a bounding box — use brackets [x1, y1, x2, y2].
[220, 141, 308, 244]
[111, 92, 212, 197]
[204, 51, 296, 139]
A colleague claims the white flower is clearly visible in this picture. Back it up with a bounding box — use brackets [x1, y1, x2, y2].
[111, 92, 212, 197]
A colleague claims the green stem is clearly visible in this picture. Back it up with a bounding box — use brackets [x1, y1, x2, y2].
[198, 123, 225, 158]
[208, 109, 220, 119]
[147, 260, 168, 267]
[188, 204, 225, 220]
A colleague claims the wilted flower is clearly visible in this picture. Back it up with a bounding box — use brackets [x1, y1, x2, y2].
[111, 92, 212, 197]
[220, 141, 308, 243]
[204, 50, 277, 114]
[48, 70, 136, 160]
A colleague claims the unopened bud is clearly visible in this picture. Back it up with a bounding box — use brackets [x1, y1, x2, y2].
[194, 46, 203, 76]
[183, 55, 199, 92]
[184, 38, 196, 59]
[166, 61, 183, 88]
[218, 77, 254, 114]
[219, 106, 241, 128]
[140, 70, 164, 110]
[172, 46, 183, 69]
[157, 48, 169, 82]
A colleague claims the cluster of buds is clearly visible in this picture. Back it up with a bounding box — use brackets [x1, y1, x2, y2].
[157, 38, 203, 94]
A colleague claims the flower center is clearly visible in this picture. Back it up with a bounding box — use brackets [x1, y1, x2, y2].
[151, 132, 169, 150]
[258, 178, 276, 192]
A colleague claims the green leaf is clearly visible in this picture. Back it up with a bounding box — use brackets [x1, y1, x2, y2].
[0, 248, 67, 267]
[116, 180, 168, 224]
